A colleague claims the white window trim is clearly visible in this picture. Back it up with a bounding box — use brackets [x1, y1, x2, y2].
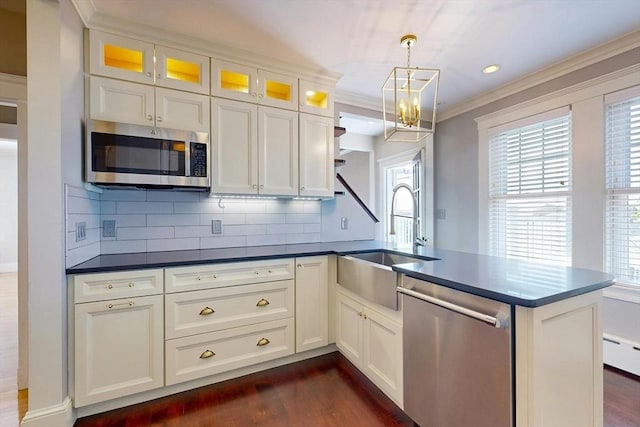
[477, 63, 640, 300]
[377, 146, 422, 242]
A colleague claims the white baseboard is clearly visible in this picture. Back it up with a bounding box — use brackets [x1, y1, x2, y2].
[21, 396, 73, 427]
[0, 262, 17, 273]
[603, 333, 640, 377]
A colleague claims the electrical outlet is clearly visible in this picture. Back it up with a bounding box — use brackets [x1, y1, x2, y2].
[212, 219, 223, 235]
[436, 209, 446, 220]
[341, 217, 348, 230]
[75, 222, 87, 242]
[103, 220, 116, 238]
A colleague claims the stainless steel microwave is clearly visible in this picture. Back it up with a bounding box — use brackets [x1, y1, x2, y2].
[86, 120, 210, 189]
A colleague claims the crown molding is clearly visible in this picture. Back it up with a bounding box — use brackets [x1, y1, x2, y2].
[335, 90, 381, 112]
[439, 29, 640, 122]
[70, 3, 340, 83]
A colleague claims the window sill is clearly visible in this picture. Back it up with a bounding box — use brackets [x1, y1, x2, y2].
[604, 282, 640, 304]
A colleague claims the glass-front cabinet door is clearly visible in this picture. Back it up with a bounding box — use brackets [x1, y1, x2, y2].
[258, 70, 298, 111]
[299, 79, 334, 118]
[90, 30, 155, 85]
[211, 60, 259, 103]
[155, 46, 210, 95]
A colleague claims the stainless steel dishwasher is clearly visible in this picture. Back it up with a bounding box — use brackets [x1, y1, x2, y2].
[398, 276, 513, 427]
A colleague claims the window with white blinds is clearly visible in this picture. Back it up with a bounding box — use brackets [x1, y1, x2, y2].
[489, 113, 572, 265]
[605, 90, 640, 285]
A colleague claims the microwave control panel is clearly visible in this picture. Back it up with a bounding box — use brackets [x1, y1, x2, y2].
[190, 142, 208, 177]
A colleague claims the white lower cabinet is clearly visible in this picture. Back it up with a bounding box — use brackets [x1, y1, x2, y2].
[166, 317, 294, 385]
[295, 256, 329, 353]
[336, 288, 403, 407]
[73, 293, 164, 407]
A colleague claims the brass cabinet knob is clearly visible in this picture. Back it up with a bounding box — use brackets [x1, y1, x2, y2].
[254, 271, 260, 275]
[146, 114, 153, 120]
[146, 71, 152, 77]
[196, 276, 201, 281]
[199, 349, 215, 359]
[107, 284, 113, 289]
[128, 282, 134, 288]
[199, 306, 215, 316]
[256, 298, 270, 307]
[212, 275, 217, 279]
[256, 337, 270, 347]
[156, 116, 163, 122]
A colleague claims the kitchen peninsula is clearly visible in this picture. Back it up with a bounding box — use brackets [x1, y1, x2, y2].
[67, 240, 614, 427]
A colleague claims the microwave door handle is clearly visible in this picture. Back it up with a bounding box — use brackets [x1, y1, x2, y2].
[185, 141, 191, 177]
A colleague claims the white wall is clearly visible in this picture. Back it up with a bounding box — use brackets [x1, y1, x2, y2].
[0, 142, 17, 272]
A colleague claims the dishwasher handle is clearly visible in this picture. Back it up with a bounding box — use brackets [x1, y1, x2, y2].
[397, 286, 505, 328]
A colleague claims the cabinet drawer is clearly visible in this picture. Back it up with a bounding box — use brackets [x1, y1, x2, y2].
[165, 258, 294, 293]
[165, 317, 294, 385]
[165, 280, 294, 339]
[73, 269, 163, 303]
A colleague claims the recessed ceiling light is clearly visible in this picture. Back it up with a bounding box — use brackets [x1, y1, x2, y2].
[482, 64, 500, 74]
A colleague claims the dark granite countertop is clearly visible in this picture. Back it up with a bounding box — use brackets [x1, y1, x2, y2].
[66, 240, 614, 307]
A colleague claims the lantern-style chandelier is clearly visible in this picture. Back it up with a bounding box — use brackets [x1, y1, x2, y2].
[382, 34, 440, 142]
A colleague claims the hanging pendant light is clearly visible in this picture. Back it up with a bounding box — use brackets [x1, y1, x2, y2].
[382, 34, 440, 142]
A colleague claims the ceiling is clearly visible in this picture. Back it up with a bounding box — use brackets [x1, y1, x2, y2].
[76, 0, 640, 123]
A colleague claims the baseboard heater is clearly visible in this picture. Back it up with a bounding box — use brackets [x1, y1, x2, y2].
[603, 332, 640, 376]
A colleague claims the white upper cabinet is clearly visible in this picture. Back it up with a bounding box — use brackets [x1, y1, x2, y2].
[211, 98, 299, 196]
[90, 76, 210, 132]
[211, 97, 259, 194]
[154, 45, 210, 94]
[90, 76, 154, 126]
[258, 106, 299, 196]
[90, 29, 210, 94]
[299, 79, 334, 118]
[90, 31, 155, 85]
[299, 113, 335, 198]
[212, 60, 298, 111]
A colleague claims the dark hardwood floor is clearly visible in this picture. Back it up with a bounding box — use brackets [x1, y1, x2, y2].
[74, 353, 640, 427]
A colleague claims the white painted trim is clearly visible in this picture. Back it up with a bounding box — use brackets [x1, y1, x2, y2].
[20, 396, 73, 427]
[603, 332, 640, 377]
[335, 90, 381, 112]
[440, 30, 640, 122]
[604, 85, 640, 104]
[376, 147, 421, 165]
[476, 63, 640, 130]
[0, 73, 27, 102]
[0, 262, 17, 273]
[604, 283, 640, 305]
[69, 0, 95, 27]
[477, 63, 640, 263]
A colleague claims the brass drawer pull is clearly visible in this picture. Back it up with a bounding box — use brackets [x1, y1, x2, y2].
[199, 349, 215, 359]
[256, 298, 270, 307]
[256, 338, 270, 347]
[199, 306, 215, 316]
[106, 282, 135, 289]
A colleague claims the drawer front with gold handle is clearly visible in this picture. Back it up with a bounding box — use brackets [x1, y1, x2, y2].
[199, 349, 215, 359]
[165, 280, 294, 339]
[165, 259, 295, 293]
[165, 318, 294, 385]
[199, 306, 215, 316]
[73, 269, 163, 303]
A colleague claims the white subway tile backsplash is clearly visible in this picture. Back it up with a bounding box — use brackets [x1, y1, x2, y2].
[146, 191, 201, 202]
[224, 224, 267, 236]
[101, 239, 147, 254]
[267, 223, 304, 234]
[117, 201, 173, 214]
[100, 214, 147, 227]
[66, 188, 345, 262]
[303, 223, 322, 233]
[201, 235, 246, 249]
[147, 214, 200, 226]
[286, 213, 321, 224]
[117, 226, 174, 240]
[147, 238, 199, 252]
[245, 213, 285, 224]
[246, 234, 286, 247]
[67, 196, 100, 215]
[200, 214, 246, 226]
[101, 189, 147, 201]
[286, 233, 321, 244]
[174, 225, 212, 238]
[101, 201, 116, 214]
